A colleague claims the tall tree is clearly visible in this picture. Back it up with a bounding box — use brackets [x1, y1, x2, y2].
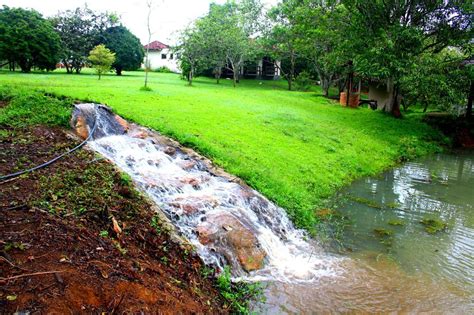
[52, 6, 118, 74]
[263, 0, 303, 90]
[177, 25, 206, 86]
[343, 0, 472, 116]
[103, 26, 144, 75]
[0, 6, 61, 72]
[292, 1, 351, 97]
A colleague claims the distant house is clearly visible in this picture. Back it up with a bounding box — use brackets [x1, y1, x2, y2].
[143, 40, 180, 73]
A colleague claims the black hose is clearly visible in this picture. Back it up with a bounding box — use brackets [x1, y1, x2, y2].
[0, 110, 98, 183]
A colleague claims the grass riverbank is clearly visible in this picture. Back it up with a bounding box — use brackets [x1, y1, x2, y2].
[0, 70, 444, 229]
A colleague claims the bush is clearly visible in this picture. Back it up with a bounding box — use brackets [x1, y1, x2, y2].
[295, 71, 313, 91]
[154, 66, 173, 73]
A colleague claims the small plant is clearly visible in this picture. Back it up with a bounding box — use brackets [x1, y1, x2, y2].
[99, 230, 109, 238]
[4, 242, 26, 252]
[200, 266, 215, 278]
[119, 173, 132, 186]
[216, 266, 264, 314]
[420, 217, 447, 234]
[349, 195, 383, 209]
[154, 66, 173, 73]
[150, 215, 162, 234]
[388, 219, 405, 226]
[113, 241, 128, 255]
[140, 85, 153, 92]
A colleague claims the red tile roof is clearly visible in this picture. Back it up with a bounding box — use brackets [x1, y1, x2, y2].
[143, 40, 169, 51]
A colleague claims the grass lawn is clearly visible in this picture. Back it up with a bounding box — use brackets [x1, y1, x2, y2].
[0, 69, 443, 229]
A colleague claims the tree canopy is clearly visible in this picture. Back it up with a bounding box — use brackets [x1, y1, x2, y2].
[88, 44, 116, 80]
[52, 6, 118, 74]
[0, 6, 61, 72]
[103, 26, 144, 75]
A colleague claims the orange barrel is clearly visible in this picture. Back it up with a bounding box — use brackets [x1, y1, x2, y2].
[349, 93, 360, 108]
[339, 92, 347, 106]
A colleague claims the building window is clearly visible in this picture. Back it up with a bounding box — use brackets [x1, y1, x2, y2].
[161, 54, 167, 59]
[170, 53, 174, 60]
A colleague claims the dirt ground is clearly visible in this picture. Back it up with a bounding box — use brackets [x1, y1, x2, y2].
[0, 126, 226, 313]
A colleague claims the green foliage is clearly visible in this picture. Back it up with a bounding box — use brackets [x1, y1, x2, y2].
[216, 266, 263, 314]
[0, 6, 61, 72]
[119, 172, 132, 186]
[295, 71, 313, 91]
[51, 6, 118, 74]
[420, 217, 447, 234]
[154, 66, 173, 73]
[99, 230, 109, 238]
[88, 44, 116, 80]
[0, 87, 71, 128]
[103, 26, 144, 75]
[397, 136, 441, 162]
[177, 0, 264, 86]
[388, 219, 405, 226]
[150, 215, 162, 235]
[400, 49, 471, 114]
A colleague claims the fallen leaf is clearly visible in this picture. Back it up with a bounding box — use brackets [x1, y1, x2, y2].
[6, 295, 17, 301]
[112, 217, 122, 235]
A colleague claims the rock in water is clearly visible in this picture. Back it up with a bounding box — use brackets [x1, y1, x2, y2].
[197, 213, 266, 272]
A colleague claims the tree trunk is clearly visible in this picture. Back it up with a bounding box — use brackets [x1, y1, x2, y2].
[188, 67, 194, 86]
[467, 80, 473, 119]
[116, 68, 122, 76]
[289, 53, 295, 91]
[391, 84, 402, 118]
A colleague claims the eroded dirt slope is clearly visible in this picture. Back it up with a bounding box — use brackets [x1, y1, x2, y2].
[0, 126, 225, 313]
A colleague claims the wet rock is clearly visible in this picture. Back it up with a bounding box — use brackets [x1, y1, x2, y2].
[71, 104, 128, 139]
[170, 196, 219, 215]
[179, 160, 197, 170]
[164, 146, 176, 156]
[181, 177, 200, 188]
[114, 115, 129, 131]
[73, 116, 89, 139]
[196, 213, 266, 272]
[130, 130, 148, 139]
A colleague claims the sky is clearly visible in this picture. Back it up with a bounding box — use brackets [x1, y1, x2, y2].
[1, 0, 279, 45]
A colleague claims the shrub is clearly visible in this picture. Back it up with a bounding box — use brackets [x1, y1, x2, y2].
[295, 71, 313, 91]
[154, 66, 173, 73]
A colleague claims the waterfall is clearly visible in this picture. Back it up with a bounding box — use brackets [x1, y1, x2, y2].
[73, 103, 340, 282]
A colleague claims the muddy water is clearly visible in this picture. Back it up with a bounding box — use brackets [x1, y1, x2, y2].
[256, 152, 474, 313]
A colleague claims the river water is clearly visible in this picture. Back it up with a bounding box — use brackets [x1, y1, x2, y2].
[256, 151, 474, 313]
[75, 104, 473, 313]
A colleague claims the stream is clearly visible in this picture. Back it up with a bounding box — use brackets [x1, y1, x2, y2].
[74, 104, 473, 313]
[257, 151, 474, 313]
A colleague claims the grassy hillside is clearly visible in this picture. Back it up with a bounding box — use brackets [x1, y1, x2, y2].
[0, 70, 443, 229]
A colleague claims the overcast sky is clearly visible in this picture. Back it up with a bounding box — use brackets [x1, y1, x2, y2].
[1, 0, 279, 45]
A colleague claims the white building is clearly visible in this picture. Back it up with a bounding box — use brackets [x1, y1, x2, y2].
[143, 40, 180, 73]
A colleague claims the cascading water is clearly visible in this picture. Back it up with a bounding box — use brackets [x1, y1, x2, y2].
[73, 103, 340, 282]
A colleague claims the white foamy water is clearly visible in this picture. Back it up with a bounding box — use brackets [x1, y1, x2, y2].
[78, 104, 341, 282]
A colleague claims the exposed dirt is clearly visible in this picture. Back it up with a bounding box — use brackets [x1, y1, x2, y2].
[0, 126, 226, 313]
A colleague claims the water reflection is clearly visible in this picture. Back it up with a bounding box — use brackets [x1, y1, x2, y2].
[257, 152, 474, 313]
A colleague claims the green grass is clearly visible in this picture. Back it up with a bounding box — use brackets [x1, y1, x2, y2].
[0, 69, 444, 230]
[0, 86, 72, 128]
